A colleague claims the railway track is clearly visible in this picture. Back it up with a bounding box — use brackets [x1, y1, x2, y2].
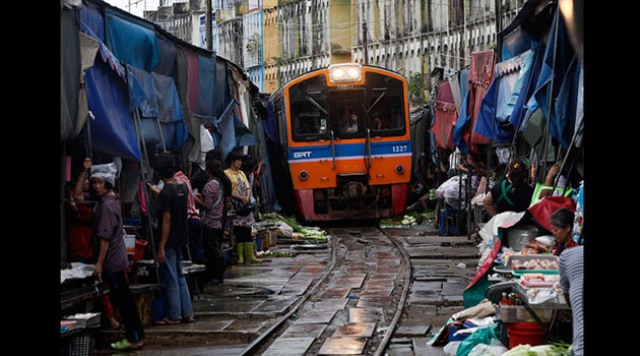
[242, 226, 411, 356]
[96, 224, 476, 355]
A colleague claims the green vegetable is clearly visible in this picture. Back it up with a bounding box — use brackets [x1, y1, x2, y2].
[545, 341, 571, 356]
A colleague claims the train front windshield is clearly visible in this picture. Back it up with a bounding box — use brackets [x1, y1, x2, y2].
[289, 71, 406, 142]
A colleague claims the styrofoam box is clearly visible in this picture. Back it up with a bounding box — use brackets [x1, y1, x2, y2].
[64, 312, 101, 329]
[504, 254, 559, 270]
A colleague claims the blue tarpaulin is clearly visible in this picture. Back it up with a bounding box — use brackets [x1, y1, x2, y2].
[137, 117, 188, 152]
[573, 65, 584, 147]
[154, 34, 176, 76]
[104, 8, 160, 71]
[552, 55, 580, 149]
[125, 66, 147, 111]
[126, 65, 188, 151]
[528, 7, 575, 122]
[214, 59, 231, 118]
[127, 65, 184, 122]
[215, 101, 237, 160]
[501, 25, 537, 61]
[253, 112, 279, 213]
[453, 67, 471, 153]
[512, 43, 544, 134]
[85, 47, 141, 160]
[211, 100, 256, 160]
[458, 67, 469, 106]
[234, 114, 257, 147]
[197, 54, 216, 116]
[263, 100, 279, 144]
[500, 50, 534, 123]
[474, 50, 533, 143]
[79, 1, 104, 42]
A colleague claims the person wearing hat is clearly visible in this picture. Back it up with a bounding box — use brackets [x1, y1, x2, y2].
[67, 158, 121, 331]
[482, 160, 534, 218]
[91, 163, 145, 351]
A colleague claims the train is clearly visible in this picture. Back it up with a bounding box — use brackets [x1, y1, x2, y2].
[269, 63, 412, 221]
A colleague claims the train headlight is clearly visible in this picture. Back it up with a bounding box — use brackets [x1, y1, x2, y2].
[329, 63, 362, 83]
[395, 164, 405, 175]
[299, 170, 309, 181]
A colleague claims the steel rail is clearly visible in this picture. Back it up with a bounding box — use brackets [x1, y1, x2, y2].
[374, 226, 413, 356]
[238, 233, 339, 355]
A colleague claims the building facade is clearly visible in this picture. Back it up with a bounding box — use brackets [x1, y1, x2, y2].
[145, 1, 525, 97]
[263, 3, 279, 93]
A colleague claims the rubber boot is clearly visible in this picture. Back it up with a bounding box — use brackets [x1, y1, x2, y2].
[244, 242, 262, 264]
[236, 242, 244, 264]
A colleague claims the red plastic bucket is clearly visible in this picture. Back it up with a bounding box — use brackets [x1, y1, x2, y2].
[507, 322, 548, 349]
[133, 239, 148, 261]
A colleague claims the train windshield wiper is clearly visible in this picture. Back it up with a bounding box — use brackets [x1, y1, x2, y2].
[366, 90, 386, 113]
[305, 95, 328, 115]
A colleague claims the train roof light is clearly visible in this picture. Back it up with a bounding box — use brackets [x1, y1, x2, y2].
[329, 64, 362, 83]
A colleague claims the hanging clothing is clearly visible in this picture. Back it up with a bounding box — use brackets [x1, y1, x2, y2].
[431, 81, 457, 150]
[466, 50, 495, 148]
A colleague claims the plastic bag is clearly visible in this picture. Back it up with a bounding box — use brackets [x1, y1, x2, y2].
[455, 323, 501, 356]
[443, 341, 462, 356]
[467, 339, 508, 356]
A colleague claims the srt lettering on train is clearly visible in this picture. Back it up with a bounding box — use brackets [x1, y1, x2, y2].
[293, 151, 312, 158]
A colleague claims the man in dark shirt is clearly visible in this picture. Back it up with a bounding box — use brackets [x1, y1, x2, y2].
[153, 153, 195, 324]
[483, 161, 534, 217]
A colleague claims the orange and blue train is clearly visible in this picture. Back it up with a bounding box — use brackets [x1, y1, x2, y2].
[269, 63, 411, 221]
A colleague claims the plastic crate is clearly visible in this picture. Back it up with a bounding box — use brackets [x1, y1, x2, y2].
[61, 329, 96, 356]
[439, 208, 460, 236]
